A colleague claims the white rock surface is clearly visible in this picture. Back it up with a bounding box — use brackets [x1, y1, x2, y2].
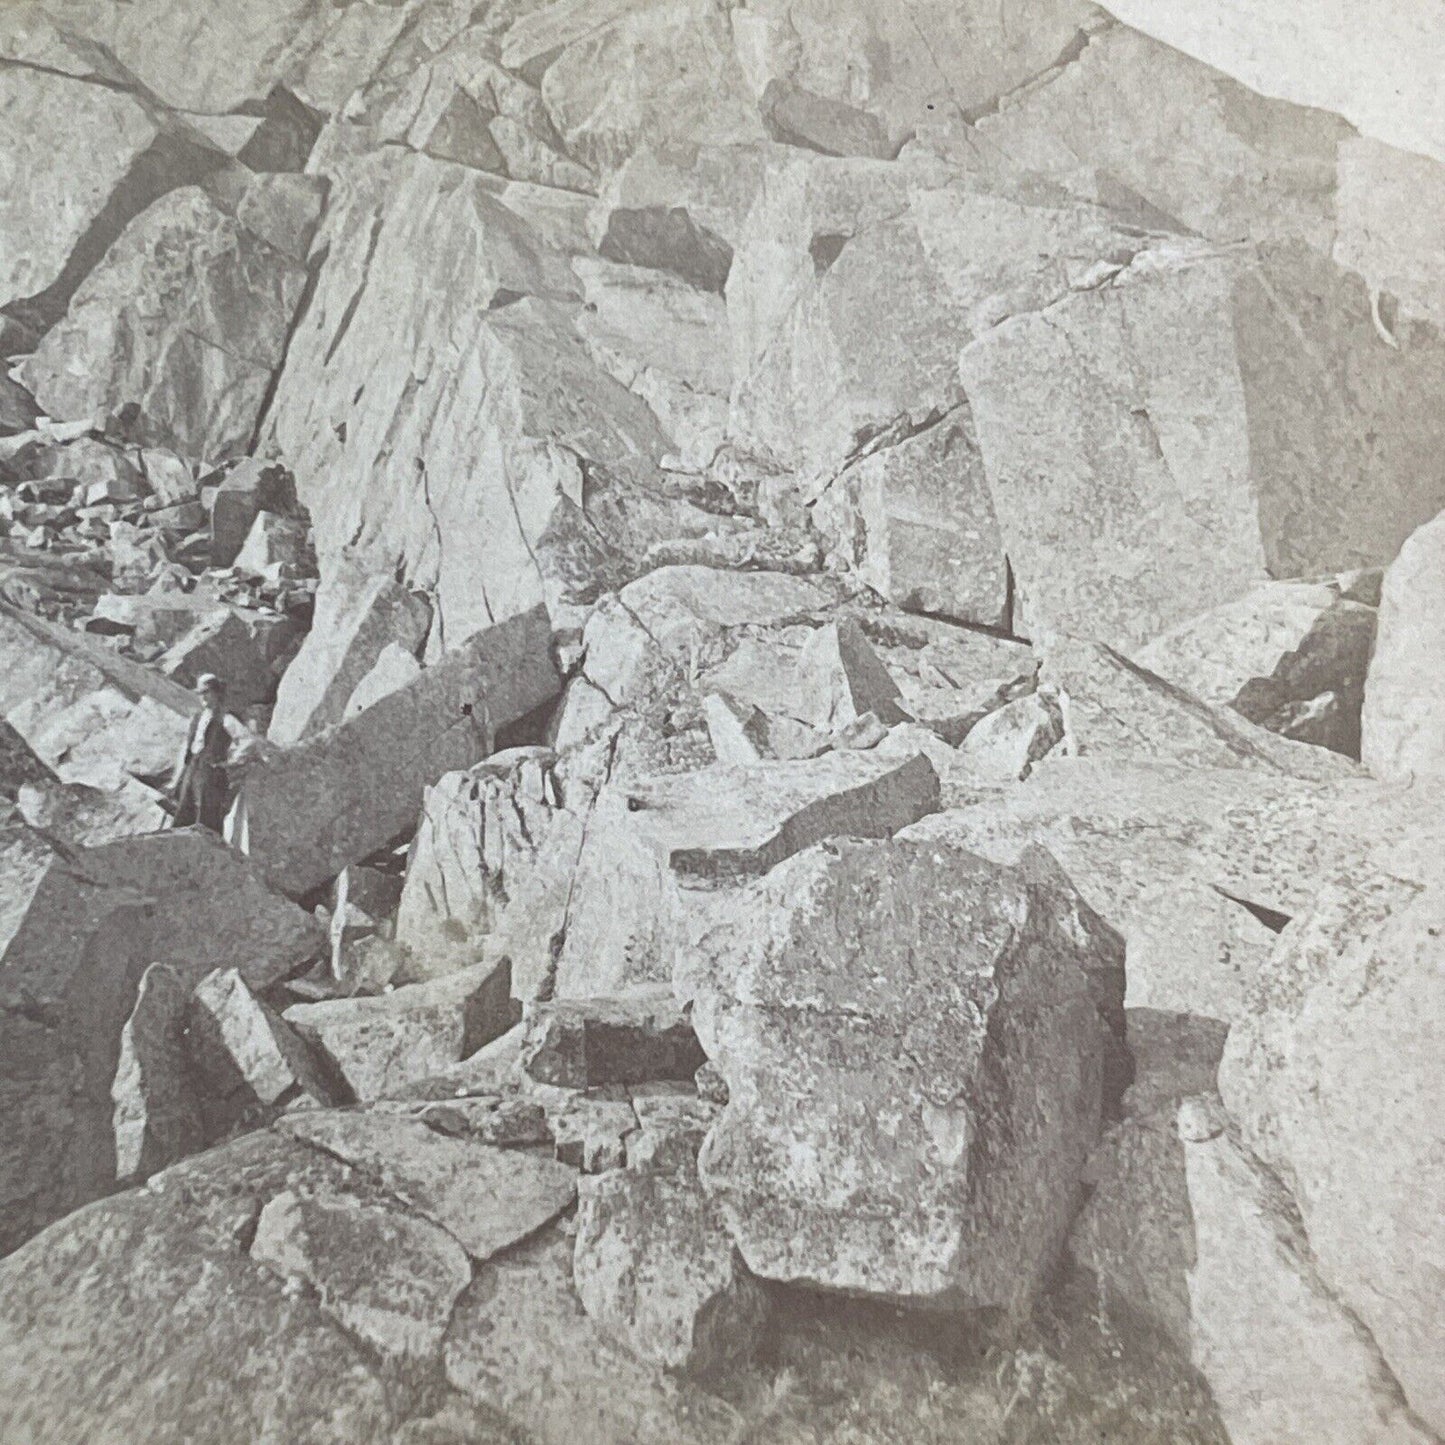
[1362, 510, 1445, 781]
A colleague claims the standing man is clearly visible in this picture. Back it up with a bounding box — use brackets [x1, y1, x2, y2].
[169, 673, 249, 833]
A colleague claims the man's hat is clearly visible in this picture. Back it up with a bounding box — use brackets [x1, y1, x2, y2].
[195, 673, 224, 693]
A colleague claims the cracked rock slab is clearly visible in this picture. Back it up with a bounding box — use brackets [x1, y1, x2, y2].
[282, 1110, 576, 1263]
[574, 1151, 770, 1377]
[251, 1187, 471, 1364]
[22, 179, 321, 462]
[284, 960, 515, 1104]
[445, 1226, 744, 1445]
[1181, 1100, 1435, 1445]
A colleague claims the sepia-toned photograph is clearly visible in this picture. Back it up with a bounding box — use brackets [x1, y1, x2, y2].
[0, 0, 1441, 1440]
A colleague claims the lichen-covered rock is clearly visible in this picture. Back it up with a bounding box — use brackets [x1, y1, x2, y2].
[281, 1110, 576, 1263]
[689, 834, 1123, 1314]
[445, 1226, 744, 1445]
[251, 1187, 472, 1362]
[574, 1150, 769, 1377]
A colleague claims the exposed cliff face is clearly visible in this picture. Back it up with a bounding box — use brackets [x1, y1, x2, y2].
[1, 2, 1443, 1441]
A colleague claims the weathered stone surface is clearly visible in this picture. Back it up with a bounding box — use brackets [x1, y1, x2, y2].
[1181, 1101, 1434, 1445]
[1335, 137, 1445, 330]
[189, 967, 326, 1126]
[539, 0, 764, 173]
[962, 238, 1445, 653]
[85, 828, 324, 990]
[237, 606, 560, 897]
[270, 557, 431, 744]
[394, 747, 561, 978]
[445, 1226, 744, 1445]
[111, 961, 203, 1185]
[263, 148, 675, 646]
[809, 409, 1007, 628]
[727, 151, 1151, 484]
[1137, 580, 1377, 757]
[574, 1151, 769, 1376]
[732, 0, 1098, 149]
[1362, 510, 1445, 782]
[1042, 635, 1355, 780]
[969, 23, 1348, 251]
[284, 961, 515, 1103]
[915, 756, 1445, 1022]
[954, 691, 1062, 783]
[208, 458, 296, 567]
[521, 989, 705, 1090]
[791, 618, 907, 734]
[1092, 0, 1445, 164]
[22, 180, 321, 462]
[553, 749, 940, 999]
[690, 835, 1122, 1312]
[0, 1130, 491, 1443]
[572, 255, 731, 470]
[1219, 883, 1445, 1431]
[343, 641, 423, 718]
[0, 66, 159, 311]
[251, 1187, 471, 1362]
[282, 1110, 576, 1262]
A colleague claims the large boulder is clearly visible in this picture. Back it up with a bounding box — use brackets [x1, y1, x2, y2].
[960, 238, 1445, 652]
[688, 834, 1125, 1314]
[393, 747, 561, 979]
[809, 407, 1008, 628]
[284, 961, 515, 1103]
[235, 605, 560, 897]
[908, 756, 1445, 1022]
[550, 749, 941, 1000]
[1362, 510, 1445, 781]
[725, 149, 1151, 484]
[22, 178, 323, 461]
[968, 22, 1348, 251]
[1181, 1100, 1433, 1445]
[1218, 882, 1445, 1432]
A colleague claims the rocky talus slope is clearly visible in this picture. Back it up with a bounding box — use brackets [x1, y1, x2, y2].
[0, 1, 1443, 1441]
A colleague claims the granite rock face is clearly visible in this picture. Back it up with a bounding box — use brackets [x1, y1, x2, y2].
[3, 0, 1445, 1433]
[689, 834, 1123, 1315]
